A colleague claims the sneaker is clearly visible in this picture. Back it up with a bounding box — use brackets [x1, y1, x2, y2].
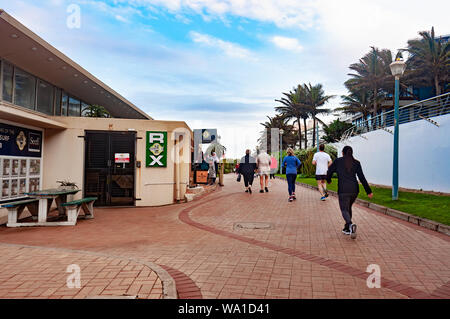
[260, 189, 264, 193]
[342, 227, 350, 235]
[320, 196, 326, 201]
[265, 187, 269, 192]
[324, 190, 329, 198]
[288, 196, 293, 202]
[245, 189, 249, 193]
[292, 192, 296, 200]
[248, 187, 252, 194]
[350, 224, 357, 239]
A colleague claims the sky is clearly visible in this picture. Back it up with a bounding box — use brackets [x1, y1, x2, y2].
[1, 0, 449, 158]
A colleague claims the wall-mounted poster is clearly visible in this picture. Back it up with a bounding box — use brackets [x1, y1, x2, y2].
[29, 178, 39, 192]
[2, 180, 10, 198]
[12, 159, 19, 176]
[30, 159, 40, 175]
[0, 122, 42, 157]
[2, 159, 10, 177]
[11, 179, 18, 197]
[20, 159, 27, 177]
[19, 179, 26, 195]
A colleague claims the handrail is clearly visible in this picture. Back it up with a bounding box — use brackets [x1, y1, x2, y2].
[340, 92, 450, 141]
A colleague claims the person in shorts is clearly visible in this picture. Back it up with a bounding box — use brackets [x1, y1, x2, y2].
[257, 149, 272, 193]
[312, 144, 332, 201]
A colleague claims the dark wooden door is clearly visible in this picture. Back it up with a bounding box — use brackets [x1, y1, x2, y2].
[84, 131, 135, 206]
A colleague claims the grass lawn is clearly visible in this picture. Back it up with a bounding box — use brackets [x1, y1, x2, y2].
[276, 174, 450, 226]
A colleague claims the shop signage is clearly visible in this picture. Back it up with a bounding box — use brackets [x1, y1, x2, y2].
[0, 122, 42, 158]
[146, 131, 167, 167]
[114, 153, 130, 163]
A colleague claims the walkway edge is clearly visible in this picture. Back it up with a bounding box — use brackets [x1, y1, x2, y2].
[275, 176, 450, 236]
[0, 242, 178, 299]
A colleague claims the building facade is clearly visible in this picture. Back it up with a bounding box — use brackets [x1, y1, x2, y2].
[0, 10, 192, 221]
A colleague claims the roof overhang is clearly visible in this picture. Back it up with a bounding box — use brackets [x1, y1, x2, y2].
[0, 9, 152, 120]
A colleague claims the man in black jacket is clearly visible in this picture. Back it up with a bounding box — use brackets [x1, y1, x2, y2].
[326, 146, 373, 239]
[237, 149, 257, 194]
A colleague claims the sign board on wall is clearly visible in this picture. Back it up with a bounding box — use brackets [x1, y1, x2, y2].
[114, 153, 130, 163]
[0, 123, 42, 157]
[146, 131, 167, 167]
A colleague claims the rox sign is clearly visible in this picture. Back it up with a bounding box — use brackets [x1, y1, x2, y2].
[146, 131, 167, 167]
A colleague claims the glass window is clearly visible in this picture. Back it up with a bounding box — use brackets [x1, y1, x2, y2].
[68, 96, 81, 116]
[14, 68, 36, 110]
[36, 79, 54, 115]
[61, 93, 68, 116]
[2, 61, 13, 102]
[54, 88, 62, 115]
[81, 102, 90, 116]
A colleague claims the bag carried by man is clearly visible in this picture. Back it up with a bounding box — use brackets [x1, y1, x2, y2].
[236, 174, 241, 182]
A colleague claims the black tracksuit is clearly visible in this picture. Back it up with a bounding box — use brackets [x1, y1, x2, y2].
[326, 157, 372, 228]
[238, 154, 257, 187]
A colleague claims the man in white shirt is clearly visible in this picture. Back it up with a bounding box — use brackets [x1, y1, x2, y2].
[257, 149, 272, 193]
[312, 144, 332, 201]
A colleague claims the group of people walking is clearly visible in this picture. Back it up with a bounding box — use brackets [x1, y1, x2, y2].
[236, 145, 373, 239]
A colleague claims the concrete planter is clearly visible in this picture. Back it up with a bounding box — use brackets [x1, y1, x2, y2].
[386, 208, 410, 222]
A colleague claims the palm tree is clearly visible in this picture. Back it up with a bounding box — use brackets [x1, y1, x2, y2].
[404, 27, 449, 97]
[82, 104, 111, 118]
[336, 89, 375, 131]
[275, 85, 310, 149]
[259, 115, 296, 151]
[345, 47, 393, 123]
[302, 83, 334, 147]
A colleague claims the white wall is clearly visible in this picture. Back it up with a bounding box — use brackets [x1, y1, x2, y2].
[333, 114, 450, 193]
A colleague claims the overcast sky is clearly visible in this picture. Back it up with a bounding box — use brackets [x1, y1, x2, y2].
[1, 0, 449, 158]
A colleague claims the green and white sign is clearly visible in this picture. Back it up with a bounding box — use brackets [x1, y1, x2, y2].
[146, 131, 167, 167]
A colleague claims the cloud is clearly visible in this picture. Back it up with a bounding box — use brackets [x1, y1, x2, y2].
[189, 31, 252, 59]
[270, 36, 303, 52]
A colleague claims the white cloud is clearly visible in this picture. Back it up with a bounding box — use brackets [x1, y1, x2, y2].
[270, 36, 303, 52]
[189, 31, 252, 59]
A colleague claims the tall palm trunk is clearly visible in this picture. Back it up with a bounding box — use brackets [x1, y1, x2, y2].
[303, 118, 308, 149]
[312, 116, 316, 147]
[435, 75, 441, 96]
[296, 118, 302, 149]
[373, 86, 378, 128]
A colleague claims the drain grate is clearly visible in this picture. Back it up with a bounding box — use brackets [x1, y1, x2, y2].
[234, 222, 273, 230]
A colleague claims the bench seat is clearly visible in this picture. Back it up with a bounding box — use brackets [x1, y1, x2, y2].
[62, 197, 97, 224]
[1, 198, 39, 227]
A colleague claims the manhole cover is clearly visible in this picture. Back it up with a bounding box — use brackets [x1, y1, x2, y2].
[234, 222, 273, 230]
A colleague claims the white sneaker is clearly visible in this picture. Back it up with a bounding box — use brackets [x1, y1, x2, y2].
[350, 224, 357, 239]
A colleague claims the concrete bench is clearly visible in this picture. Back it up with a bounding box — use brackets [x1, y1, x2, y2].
[1, 198, 39, 227]
[62, 197, 97, 224]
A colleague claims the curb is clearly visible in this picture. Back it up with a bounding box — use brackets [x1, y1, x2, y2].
[275, 176, 450, 237]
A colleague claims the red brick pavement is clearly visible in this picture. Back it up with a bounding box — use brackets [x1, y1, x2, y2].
[0, 175, 449, 299]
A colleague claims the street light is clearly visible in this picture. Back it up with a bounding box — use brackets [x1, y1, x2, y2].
[389, 58, 407, 200]
[279, 129, 284, 174]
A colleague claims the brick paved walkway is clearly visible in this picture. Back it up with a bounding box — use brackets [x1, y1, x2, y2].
[0, 175, 449, 299]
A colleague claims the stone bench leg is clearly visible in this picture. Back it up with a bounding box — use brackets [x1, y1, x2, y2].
[81, 201, 95, 219]
[66, 205, 81, 225]
[7, 206, 24, 227]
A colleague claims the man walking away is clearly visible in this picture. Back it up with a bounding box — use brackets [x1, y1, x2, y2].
[237, 149, 257, 194]
[257, 149, 272, 193]
[326, 146, 373, 239]
[312, 144, 332, 201]
[282, 148, 301, 202]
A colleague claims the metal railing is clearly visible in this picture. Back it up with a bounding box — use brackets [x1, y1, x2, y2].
[340, 92, 450, 141]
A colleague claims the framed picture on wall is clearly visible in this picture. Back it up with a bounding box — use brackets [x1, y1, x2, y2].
[20, 159, 27, 177]
[19, 179, 26, 195]
[12, 159, 19, 176]
[2, 159, 11, 177]
[2, 180, 10, 198]
[11, 179, 18, 197]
